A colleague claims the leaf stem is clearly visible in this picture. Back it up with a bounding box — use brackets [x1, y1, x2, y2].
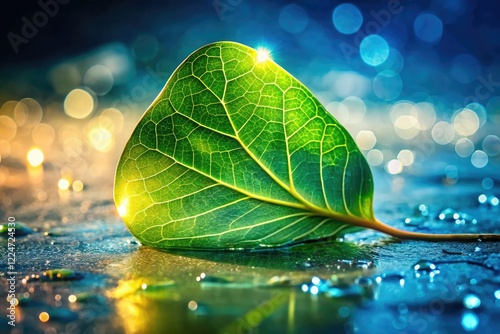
[369, 218, 500, 242]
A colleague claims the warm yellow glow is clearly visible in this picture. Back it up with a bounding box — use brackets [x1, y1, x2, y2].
[27, 147, 44, 167]
[68, 295, 77, 303]
[32, 123, 55, 147]
[118, 198, 128, 217]
[0, 115, 17, 141]
[87, 127, 114, 152]
[64, 88, 94, 119]
[58, 178, 70, 191]
[72, 180, 84, 192]
[100, 108, 124, 133]
[108, 279, 150, 334]
[256, 48, 271, 62]
[39, 312, 50, 322]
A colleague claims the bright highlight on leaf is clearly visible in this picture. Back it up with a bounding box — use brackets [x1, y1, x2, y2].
[114, 41, 500, 250]
[256, 47, 271, 62]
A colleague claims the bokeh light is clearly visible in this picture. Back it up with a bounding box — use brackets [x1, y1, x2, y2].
[471, 150, 488, 168]
[386, 159, 403, 175]
[373, 70, 403, 100]
[432, 121, 455, 145]
[453, 108, 480, 137]
[465, 102, 487, 126]
[72, 180, 84, 192]
[455, 138, 474, 158]
[83, 65, 114, 96]
[14, 98, 43, 128]
[332, 3, 363, 34]
[87, 126, 115, 153]
[394, 115, 421, 140]
[482, 135, 500, 156]
[356, 130, 377, 150]
[342, 96, 366, 124]
[64, 89, 95, 119]
[100, 108, 124, 133]
[397, 150, 414, 166]
[412, 102, 436, 130]
[32, 124, 56, 147]
[58, 178, 71, 191]
[360, 35, 390, 66]
[0, 115, 17, 141]
[367, 149, 384, 166]
[376, 48, 404, 73]
[39, 312, 50, 322]
[27, 147, 44, 167]
[279, 4, 309, 34]
[413, 13, 443, 43]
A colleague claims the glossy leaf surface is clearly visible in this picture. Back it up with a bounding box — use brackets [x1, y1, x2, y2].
[114, 41, 374, 249]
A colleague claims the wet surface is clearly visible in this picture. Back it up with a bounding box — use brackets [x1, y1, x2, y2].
[1, 161, 499, 334]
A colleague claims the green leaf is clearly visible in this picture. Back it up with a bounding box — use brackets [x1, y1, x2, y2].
[114, 41, 374, 249]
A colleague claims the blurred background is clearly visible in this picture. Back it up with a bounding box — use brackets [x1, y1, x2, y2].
[1, 2, 500, 333]
[0, 0, 499, 208]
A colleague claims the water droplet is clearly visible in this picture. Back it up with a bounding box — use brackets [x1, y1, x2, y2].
[489, 195, 499, 207]
[482, 178, 494, 190]
[478, 194, 488, 204]
[439, 209, 477, 224]
[461, 311, 479, 331]
[474, 247, 481, 252]
[494, 289, 500, 299]
[413, 260, 440, 276]
[463, 294, 481, 309]
[414, 204, 430, 217]
[23, 269, 84, 282]
[413, 260, 437, 272]
[469, 278, 477, 285]
[438, 208, 458, 222]
[404, 217, 426, 226]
